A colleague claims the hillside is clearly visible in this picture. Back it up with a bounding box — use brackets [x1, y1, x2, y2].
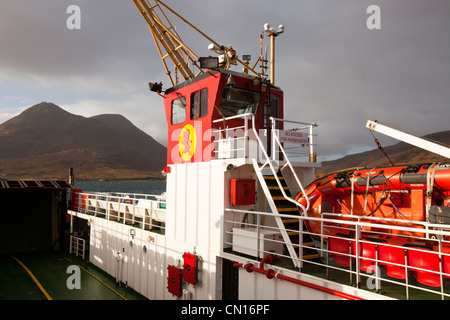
[1, 102, 448, 181]
[0, 102, 167, 180]
[317, 130, 450, 175]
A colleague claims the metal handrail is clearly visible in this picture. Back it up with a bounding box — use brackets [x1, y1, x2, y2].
[212, 113, 253, 159]
[211, 112, 312, 213]
[250, 115, 309, 214]
[70, 235, 85, 259]
[71, 191, 166, 232]
[270, 117, 313, 213]
[225, 207, 450, 300]
[212, 112, 254, 123]
[270, 117, 317, 162]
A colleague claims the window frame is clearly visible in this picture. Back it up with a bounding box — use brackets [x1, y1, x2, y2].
[171, 96, 187, 125]
[219, 86, 261, 117]
[190, 88, 208, 120]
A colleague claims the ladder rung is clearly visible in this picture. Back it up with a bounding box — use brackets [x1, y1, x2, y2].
[268, 186, 289, 190]
[303, 254, 320, 260]
[277, 207, 298, 212]
[264, 176, 284, 180]
[282, 218, 299, 224]
[260, 167, 280, 171]
[273, 196, 295, 201]
[174, 44, 184, 51]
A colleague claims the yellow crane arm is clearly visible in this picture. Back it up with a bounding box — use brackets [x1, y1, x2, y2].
[132, 0, 203, 86]
[132, 0, 261, 86]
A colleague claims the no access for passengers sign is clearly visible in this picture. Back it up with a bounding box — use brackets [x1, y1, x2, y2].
[277, 130, 309, 145]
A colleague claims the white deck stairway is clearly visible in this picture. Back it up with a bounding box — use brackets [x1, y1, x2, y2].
[249, 116, 319, 268]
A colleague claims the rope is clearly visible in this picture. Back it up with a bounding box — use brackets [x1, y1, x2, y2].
[370, 130, 394, 166]
[366, 195, 388, 217]
[389, 196, 408, 220]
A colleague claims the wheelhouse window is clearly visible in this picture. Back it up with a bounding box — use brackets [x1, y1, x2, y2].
[171, 96, 186, 124]
[219, 86, 261, 117]
[191, 88, 208, 119]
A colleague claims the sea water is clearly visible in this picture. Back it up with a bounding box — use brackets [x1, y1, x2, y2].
[73, 180, 166, 196]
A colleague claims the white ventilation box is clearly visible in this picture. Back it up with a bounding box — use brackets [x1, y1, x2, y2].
[232, 228, 283, 257]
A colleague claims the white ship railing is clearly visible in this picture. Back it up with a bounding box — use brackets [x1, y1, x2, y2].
[270, 117, 318, 164]
[69, 235, 86, 259]
[212, 113, 253, 160]
[224, 207, 450, 300]
[212, 113, 316, 212]
[213, 113, 318, 268]
[212, 113, 318, 164]
[71, 191, 166, 232]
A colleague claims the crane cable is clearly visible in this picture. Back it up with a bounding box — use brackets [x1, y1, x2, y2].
[370, 130, 394, 166]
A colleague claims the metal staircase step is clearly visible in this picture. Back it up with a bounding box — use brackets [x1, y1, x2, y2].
[290, 243, 320, 260]
[263, 175, 284, 180]
[272, 196, 294, 201]
[303, 253, 320, 260]
[277, 207, 299, 212]
[259, 165, 281, 170]
[282, 218, 299, 224]
[252, 159, 312, 268]
[268, 186, 289, 190]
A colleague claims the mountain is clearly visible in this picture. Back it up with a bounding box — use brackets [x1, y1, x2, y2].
[0, 102, 167, 180]
[317, 130, 450, 176]
[2, 102, 448, 180]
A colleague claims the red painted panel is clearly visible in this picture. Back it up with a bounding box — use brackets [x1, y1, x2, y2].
[167, 265, 182, 297]
[183, 252, 198, 285]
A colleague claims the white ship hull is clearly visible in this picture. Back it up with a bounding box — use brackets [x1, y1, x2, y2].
[69, 160, 390, 300]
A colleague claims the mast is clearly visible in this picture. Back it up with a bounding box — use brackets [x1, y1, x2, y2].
[264, 23, 284, 86]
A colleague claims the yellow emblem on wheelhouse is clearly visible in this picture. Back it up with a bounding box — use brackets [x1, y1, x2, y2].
[179, 124, 197, 161]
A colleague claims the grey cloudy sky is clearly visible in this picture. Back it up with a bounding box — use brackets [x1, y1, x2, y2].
[0, 0, 449, 161]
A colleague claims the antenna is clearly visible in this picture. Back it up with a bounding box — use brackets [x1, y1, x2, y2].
[264, 23, 284, 86]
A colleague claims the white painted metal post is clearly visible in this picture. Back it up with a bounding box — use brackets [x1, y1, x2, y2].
[271, 118, 276, 162]
[299, 217, 304, 270]
[309, 124, 315, 162]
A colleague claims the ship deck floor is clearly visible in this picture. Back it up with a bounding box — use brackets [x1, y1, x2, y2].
[0, 251, 147, 300]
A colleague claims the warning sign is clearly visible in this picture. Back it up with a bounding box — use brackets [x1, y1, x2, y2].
[278, 130, 309, 145]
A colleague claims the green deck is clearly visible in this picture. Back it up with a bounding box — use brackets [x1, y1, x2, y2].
[0, 251, 147, 300]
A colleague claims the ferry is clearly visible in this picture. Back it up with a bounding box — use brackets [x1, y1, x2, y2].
[67, 1, 450, 300]
[3, 1, 450, 302]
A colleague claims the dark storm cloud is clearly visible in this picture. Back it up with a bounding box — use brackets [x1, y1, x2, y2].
[0, 0, 449, 159]
[0, 1, 157, 85]
[276, 0, 450, 159]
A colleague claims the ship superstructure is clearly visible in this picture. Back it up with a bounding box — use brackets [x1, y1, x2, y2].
[66, 1, 450, 300]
